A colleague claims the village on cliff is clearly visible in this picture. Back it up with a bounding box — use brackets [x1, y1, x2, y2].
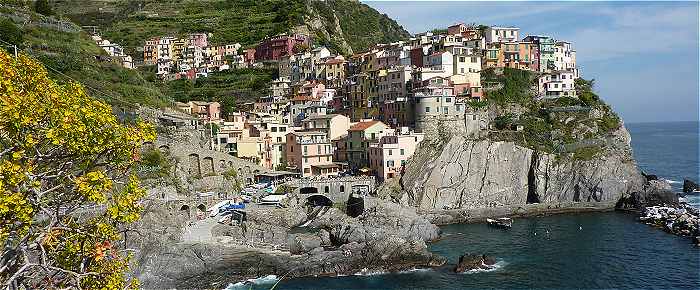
[90, 23, 579, 183]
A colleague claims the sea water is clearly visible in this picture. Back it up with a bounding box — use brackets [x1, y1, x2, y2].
[227, 122, 699, 290]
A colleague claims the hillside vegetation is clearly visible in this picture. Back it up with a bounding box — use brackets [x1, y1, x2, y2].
[52, 0, 409, 57]
[0, 5, 167, 108]
[480, 68, 622, 160]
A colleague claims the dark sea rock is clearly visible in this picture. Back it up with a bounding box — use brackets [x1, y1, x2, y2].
[642, 172, 659, 181]
[683, 179, 699, 193]
[453, 254, 496, 272]
[618, 180, 679, 210]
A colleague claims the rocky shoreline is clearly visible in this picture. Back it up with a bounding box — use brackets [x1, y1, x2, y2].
[130, 197, 446, 289]
[639, 204, 699, 245]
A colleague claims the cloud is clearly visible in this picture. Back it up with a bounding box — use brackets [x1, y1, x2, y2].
[567, 4, 699, 61]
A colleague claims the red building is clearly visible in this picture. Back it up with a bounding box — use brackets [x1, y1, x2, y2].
[410, 48, 424, 68]
[255, 34, 310, 61]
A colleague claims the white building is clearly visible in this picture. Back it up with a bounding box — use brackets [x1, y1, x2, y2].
[537, 70, 576, 98]
[553, 41, 578, 78]
[484, 26, 520, 43]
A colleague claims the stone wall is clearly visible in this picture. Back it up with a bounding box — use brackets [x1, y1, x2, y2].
[285, 176, 376, 204]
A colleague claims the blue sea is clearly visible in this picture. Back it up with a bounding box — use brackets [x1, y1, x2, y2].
[229, 121, 700, 290]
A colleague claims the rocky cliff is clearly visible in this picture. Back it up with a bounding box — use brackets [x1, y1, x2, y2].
[397, 125, 644, 211]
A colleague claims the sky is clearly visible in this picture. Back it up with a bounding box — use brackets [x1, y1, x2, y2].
[362, 1, 699, 123]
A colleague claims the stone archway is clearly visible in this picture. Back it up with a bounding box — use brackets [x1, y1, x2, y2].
[300, 187, 318, 195]
[306, 194, 333, 207]
[180, 205, 190, 217]
[196, 203, 206, 213]
[202, 157, 215, 176]
[188, 154, 201, 177]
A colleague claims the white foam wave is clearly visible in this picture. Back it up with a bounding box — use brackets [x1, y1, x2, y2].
[224, 275, 279, 289]
[462, 260, 508, 274]
[354, 268, 387, 276]
[663, 179, 681, 184]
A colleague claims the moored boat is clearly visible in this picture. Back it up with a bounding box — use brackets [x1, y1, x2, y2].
[487, 217, 513, 229]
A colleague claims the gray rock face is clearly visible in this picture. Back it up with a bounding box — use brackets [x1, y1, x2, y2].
[132, 198, 445, 289]
[395, 126, 646, 217]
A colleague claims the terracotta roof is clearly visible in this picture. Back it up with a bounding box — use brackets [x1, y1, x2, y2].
[325, 58, 345, 65]
[349, 120, 382, 131]
[291, 95, 317, 102]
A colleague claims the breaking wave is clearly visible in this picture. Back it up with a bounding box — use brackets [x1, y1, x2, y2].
[224, 275, 279, 289]
[462, 260, 508, 274]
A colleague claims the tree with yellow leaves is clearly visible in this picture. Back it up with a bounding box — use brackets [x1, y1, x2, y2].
[0, 48, 155, 289]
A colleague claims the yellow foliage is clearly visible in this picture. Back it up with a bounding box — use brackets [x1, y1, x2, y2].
[0, 48, 155, 287]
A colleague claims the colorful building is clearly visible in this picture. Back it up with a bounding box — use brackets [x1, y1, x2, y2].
[368, 128, 425, 181]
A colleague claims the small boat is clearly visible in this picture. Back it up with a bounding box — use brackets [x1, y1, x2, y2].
[487, 217, 513, 229]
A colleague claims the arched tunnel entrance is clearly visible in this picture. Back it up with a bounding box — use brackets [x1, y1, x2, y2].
[300, 187, 319, 195]
[346, 194, 364, 218]
[306, 194, 333, 207]
[180, 205, 190, 218]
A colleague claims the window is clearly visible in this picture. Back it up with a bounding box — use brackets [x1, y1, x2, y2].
[304, 146, 308, 154]
[400, 149, 405, 155]
[271, 127, 277, 132]
[304, 157, 308, 163]
[460, 68, 465, 73]
[290, 146, 294, 152]
[277, 137, 282, 142]
[388, 150, 393, 156]
[445, 97, 452, 103]
[340, 185, 345, 192]
[459, 57, 465, 62]
[304, 168, 310, 173]
[443, 107, 449, 114]
[425, 107, 431, 113]
[317, 145, 321, 153]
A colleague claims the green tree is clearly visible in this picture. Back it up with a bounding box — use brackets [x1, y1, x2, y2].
[34, 0, 54, 16]
[0, 18, 23, 46]
[0, 49, 155, 289]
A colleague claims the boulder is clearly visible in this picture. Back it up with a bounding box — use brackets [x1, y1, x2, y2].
[453, 254, 496, 272]
[288, 233, 322, 255]
[683, 179, 699, 193]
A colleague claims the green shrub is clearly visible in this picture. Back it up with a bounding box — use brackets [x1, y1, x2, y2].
[573, 146, 602, 161]
[0, 18, 22, 46]
[139, 148, 172, 178]
[494, 114, 514, 130]
[34, 0, 53, 16]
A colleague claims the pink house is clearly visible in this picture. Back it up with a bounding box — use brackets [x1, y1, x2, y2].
[187, 33, 208, 48]
[368, 129, 425, 181]
[188, 101, 221, 122]
[255, 34, 310, 61]
[285, 131, 339, 177]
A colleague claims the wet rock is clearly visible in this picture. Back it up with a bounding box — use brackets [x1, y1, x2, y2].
[642, 172, 658, 181]
[453, 254, 496, 272]
[639, 204, 699, 243]
[288, 233, 322, 255]
[683, 179, 699, 193]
